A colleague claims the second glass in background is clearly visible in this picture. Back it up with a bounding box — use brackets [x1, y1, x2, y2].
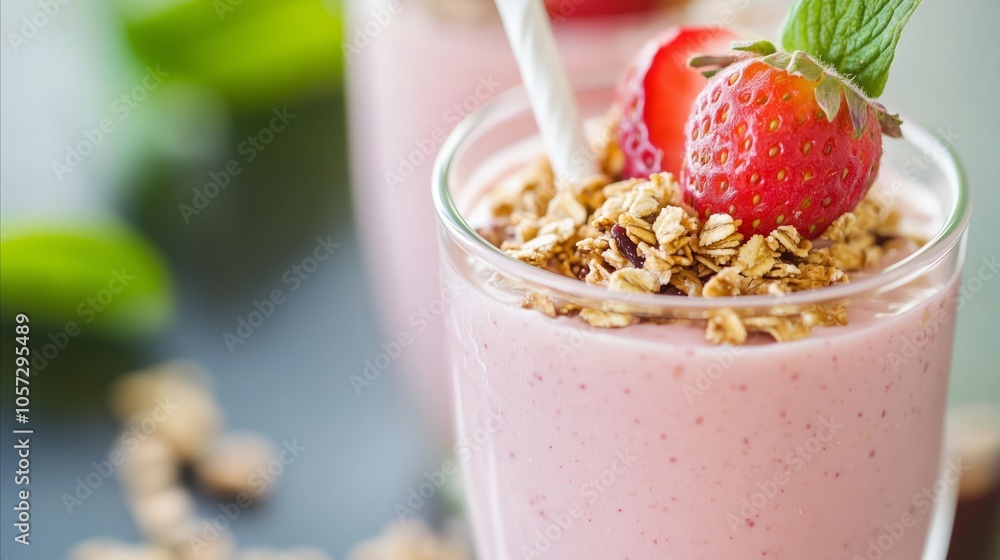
[344, 0, 790, 437]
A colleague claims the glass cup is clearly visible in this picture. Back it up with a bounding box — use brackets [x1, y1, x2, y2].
[433, 83, 970, 559]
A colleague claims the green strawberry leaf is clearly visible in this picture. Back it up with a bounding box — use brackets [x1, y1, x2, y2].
[761, 52, 793, 72]
[844, 87, 871, 138]
[786, 50, 824, 81]
[689, 55, 740, 78]
[814, 75, 843, 122]
[731, 40, 777, 56]
[876, 105, 904, 138]
[779, 0, 922, 98]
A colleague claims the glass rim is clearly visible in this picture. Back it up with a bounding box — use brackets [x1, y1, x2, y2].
[433, 82, 971, 313]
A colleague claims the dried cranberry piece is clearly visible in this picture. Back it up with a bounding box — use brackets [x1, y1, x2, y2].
[611, 224, 645, 268]
[659, 284, 685, 296]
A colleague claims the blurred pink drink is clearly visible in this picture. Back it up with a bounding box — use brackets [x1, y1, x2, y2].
[345, 0, 715, 435]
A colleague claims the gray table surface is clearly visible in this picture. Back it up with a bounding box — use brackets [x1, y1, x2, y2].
[1, 232, 442, 559]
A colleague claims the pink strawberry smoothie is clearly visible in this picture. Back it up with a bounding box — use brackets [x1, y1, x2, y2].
[448, 273, 959, 560]
[345, 0, 787, 436]
[437, 120, 968, 558]
[429, 0, 967, 553]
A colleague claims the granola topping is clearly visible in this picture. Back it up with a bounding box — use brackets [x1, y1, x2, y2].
[480, 155, 904, 344]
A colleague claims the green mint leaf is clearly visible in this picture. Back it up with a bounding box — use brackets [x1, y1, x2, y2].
[779, 0, 922, 98]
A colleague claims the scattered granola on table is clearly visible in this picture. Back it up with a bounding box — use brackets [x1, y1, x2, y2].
[347, 520, 470, 560]
[478, 155, 906, 344]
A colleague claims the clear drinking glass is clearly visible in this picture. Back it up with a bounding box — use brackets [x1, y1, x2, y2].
[433, 83, 970, 559]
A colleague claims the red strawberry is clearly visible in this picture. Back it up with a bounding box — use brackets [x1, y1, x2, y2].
[616, 26, 740, 179]
[680, 48, 900, 239]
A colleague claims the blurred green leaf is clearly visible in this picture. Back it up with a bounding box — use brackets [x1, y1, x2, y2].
[1, 226, 174, 338]
[114, 0, 344, 108]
